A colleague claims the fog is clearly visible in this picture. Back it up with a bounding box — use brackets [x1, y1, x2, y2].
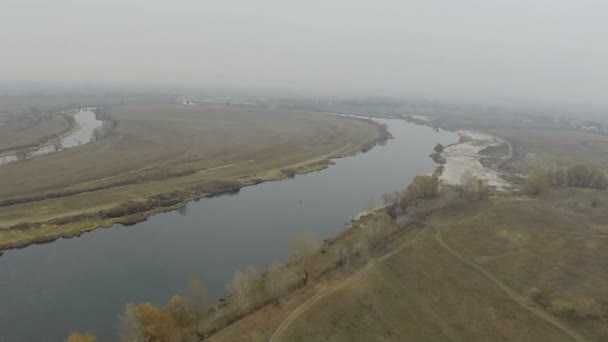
[2, 0, 608, 105]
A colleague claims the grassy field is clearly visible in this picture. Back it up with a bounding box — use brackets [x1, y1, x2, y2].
[203, 115, 608, 342]
[484, 127, 608, 172]
[208, 187, 608, 342]
[0, 104, 383, 250]
[0, 109, 73, 153]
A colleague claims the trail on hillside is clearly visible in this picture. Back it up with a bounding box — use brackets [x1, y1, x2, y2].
[434, 227, 587, 342]
[269, 227, 425, 342]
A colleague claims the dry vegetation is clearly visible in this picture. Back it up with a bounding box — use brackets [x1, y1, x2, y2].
[0, 104, 384, 250]
[190, 185, 607, 342]
[0, 107, 74, 153]
[485, 127, 608, 172]
[163, 121, 608, 342]
[46, 101, 608, 341]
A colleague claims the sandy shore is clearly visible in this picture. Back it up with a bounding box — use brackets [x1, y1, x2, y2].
[439, 130, 512, 189]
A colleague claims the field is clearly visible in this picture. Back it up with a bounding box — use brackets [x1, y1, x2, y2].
[209, 187, 608, 342]
[202, 110, 608, 342]
[0, 106, 73, 153]
[0, 104, 384, 250]
[485, 127, 608, 171]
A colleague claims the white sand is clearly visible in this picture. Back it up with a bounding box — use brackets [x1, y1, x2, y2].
[440, 130, 511, 189]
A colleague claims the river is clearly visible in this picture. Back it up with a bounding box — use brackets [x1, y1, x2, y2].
[0, 108, 102, 165]
[0, 117, 456, 341]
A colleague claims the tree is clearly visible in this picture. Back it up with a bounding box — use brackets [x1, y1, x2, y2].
[289, 233, 319, 286]
[382, 192, 400, 220]
[166, 295, 193, 339]
[92, 127, 103, 141]
[406, 175, 439, 201]
[460, 171, 477, 199]
[434, 144, 445, 153]
[458, 171, 489, 200]
[15, 148, 30, 161]
[525, 169, 550, 195]
[53, 140, 63, 152]
[185, 279, 208, 334]
[331, 242, 350, 267]
[439, 187, 462, 209]
[119, 303, 170, 342]
[65, 332, 96, 342]
[352, 234, 370, 260]
[265, 262, 292, 301]
[361, 213, 392, 246]
[227, 267, 260, 310]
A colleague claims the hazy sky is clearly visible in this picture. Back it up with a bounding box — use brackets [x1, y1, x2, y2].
[2, 0, 608, 104]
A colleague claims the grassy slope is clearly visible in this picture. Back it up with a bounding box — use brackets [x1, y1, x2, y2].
[211, 188, 608, 342]
[0, 104, 382, 249]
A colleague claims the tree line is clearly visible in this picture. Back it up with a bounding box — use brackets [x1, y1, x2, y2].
[67, 174, 492, 341]
[525, 164, 608, 195]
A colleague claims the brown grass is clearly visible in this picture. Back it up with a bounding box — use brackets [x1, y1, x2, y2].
[209, 188, 608, 341]
[0, 104, 382, 249]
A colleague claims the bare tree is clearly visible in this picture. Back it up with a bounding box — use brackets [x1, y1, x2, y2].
[53, 140, 63, 152]
[352, 234, 370, 260]
[460, 170, 477, 199]
[185, 279, 208, 334]
[15, 148, 30, 161]
[289, 233, 319, 286]
[382, 191, 400, 220]
[406, 175, 439, 201]
[166, 295, 193, 339]
[265, 262, 292, 301]
[227, 267, 260, 310]
[525, 169, 550, 195]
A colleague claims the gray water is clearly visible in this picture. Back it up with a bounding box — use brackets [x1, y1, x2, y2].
[0, 118, 456, 341]
[0, 108, 102, 165]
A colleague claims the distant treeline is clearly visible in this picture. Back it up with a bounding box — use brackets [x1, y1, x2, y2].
[526, 164, 608, 195]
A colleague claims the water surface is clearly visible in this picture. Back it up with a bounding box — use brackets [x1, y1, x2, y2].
[0, 118, 456, 341]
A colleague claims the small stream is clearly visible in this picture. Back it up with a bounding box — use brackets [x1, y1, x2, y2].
[0, 117, 457, 341]
[0, 108, 103, 165]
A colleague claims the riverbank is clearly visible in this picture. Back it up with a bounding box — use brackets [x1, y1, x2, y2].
[403, 114, 514, 189]
[209, 187, 608, 342]
[0, 111, 77, 158]
[90, 183, 449, 342]
[0, 111, 389, 252]
[0, 113, 455, 342]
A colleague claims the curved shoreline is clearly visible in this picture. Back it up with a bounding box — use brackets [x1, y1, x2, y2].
[0, 118, 390, 252]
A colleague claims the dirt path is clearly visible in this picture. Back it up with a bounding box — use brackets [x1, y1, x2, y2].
[269, 227, 425, 342]
[434, 227, 587, 342]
